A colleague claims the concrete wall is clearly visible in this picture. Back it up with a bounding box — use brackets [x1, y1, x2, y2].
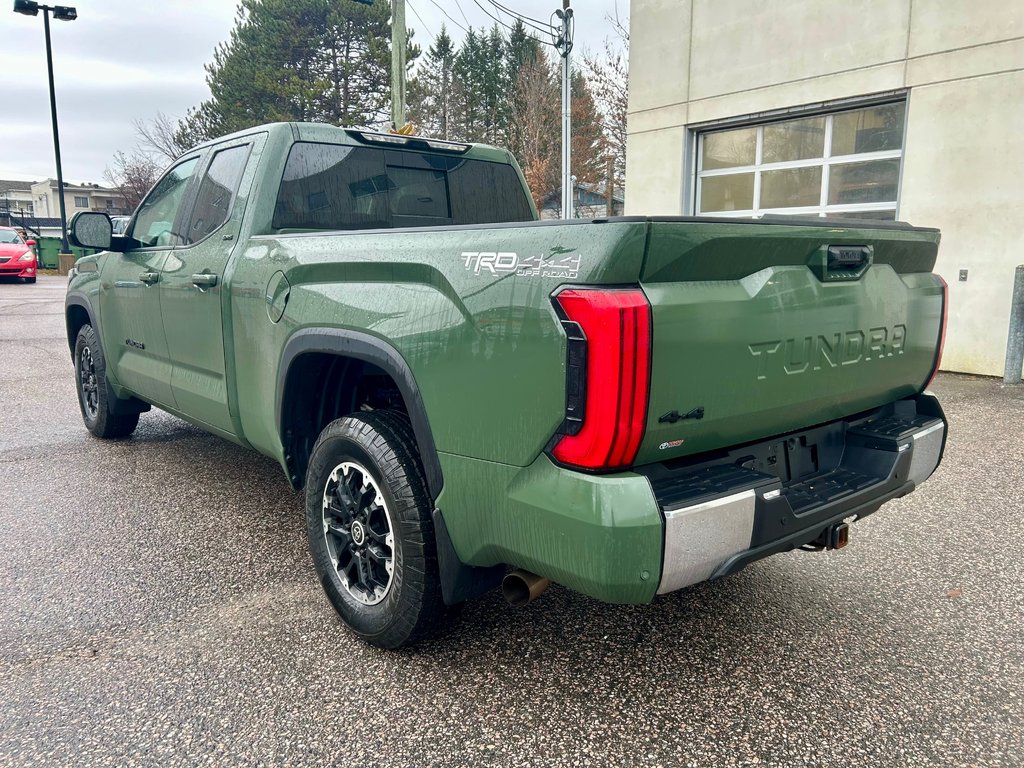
[626, 0, 1024, 375]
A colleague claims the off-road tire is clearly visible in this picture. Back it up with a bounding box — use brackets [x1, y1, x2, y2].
[74, 324, 140, 439]
[305, 410, 447, 649]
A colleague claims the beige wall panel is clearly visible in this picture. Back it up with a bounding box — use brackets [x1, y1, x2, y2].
[899, 71, 1024, 375]
[907, 37, 1024, 87]
[687, 0, 910, 102]
[628, 101, 691, 136]
[628, 0, 693, 114]
[908, 0, 1024, 58]
[686, 62, 906, 125]
[624, 127, 687, 215]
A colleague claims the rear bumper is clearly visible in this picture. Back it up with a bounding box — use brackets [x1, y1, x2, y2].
[651, 394, 946, 594]
[437, 394, 945, 605]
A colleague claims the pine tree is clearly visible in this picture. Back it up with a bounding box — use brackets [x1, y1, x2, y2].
[452, 28, 486, 142]
[408, 25, 457, 139]
[176, 0, 409, 144]
[480, 25, 511, 144]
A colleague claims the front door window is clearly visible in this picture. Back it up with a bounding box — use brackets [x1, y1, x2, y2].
[130, 157, 201, 247]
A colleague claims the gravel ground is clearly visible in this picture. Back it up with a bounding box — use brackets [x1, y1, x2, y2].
[1, 274, 1022, 767]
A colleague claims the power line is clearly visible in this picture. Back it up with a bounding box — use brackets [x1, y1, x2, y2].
[485, 0, 552, 35]
[453, 0, 471, 28]
[425, 0, 469, 33]
[471, 0, 553, 46]
[406, 0, 434, 41]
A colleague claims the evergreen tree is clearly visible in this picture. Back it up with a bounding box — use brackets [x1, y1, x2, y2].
[480, 25, 511, 144]
[506, 19, 542, 85]
[452, 28, 486, 141]
[408, 25, 457, 139]
[504, 21, 547, 163]
[176, 0, 413, 143]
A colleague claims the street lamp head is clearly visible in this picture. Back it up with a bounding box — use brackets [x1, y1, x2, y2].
[13, 0, 40, 16]
[53, 5, 77, 20]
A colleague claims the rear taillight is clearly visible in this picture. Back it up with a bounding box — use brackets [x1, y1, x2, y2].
[924, 275, 948, 390]
[551, 288, 652, 470]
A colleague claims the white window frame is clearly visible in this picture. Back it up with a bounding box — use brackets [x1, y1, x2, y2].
[693, 99, 907, 220]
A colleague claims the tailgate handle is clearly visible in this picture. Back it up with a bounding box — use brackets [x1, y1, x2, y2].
[812, 245, 873, 282]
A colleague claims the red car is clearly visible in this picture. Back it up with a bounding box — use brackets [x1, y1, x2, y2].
[0, 226, 38, 283]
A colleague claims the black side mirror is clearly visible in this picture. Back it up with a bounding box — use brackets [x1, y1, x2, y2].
[69, 211, 113, 250]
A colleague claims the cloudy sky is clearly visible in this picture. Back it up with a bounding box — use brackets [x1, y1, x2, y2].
[0, 0, 626, 185]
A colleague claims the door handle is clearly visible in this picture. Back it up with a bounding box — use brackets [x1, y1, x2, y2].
[191, 273, 219, 289]
[139, 271, 160, 285]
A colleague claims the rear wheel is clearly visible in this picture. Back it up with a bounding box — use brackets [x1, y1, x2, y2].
[305, 411, 447, 648]
[74, 324, 139, 439]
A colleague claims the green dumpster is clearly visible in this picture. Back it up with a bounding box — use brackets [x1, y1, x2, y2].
[33, 237, 99, 270]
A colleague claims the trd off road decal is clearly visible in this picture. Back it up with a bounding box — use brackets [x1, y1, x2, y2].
[462, 251, 581, 279]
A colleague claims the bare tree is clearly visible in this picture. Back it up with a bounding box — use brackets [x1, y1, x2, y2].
[510, 52, 560, 212]
[133, 111, 191, 162]
[582, 5, 628, 191]
[103, 151, 160, 212]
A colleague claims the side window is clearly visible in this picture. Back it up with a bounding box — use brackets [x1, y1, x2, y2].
[274, 144, 389, 231]
[448, 161, 534, 224]
[130, 157, 200, 247]
[183, 144, 251, 245]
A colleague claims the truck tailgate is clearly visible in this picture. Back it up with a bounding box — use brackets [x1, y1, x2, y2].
[636, 218, 944, 466]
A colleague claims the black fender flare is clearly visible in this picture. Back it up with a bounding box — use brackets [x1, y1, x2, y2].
[276, 328, 444, 499]
[65, 292, 97, 357]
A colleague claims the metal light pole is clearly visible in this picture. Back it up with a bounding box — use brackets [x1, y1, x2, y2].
[554, 1, 574, 219]
[13, 0, 78, 254]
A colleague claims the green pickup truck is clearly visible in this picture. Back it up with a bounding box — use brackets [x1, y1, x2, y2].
[66, 122, 948, 648]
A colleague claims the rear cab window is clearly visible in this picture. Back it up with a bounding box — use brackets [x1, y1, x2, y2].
[272, 142, 534, 232]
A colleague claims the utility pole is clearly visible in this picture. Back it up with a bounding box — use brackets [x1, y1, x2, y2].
[606, 156, 614, 216]
[554, 1, 574, 219]
[391, 0, 406, 129]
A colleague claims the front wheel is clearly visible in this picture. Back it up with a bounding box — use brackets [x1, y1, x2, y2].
[305, 411, 448, 648]
[74, 324, 139, 439]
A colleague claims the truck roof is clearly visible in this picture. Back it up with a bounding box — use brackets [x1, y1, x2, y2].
[186, 122, 514, 165]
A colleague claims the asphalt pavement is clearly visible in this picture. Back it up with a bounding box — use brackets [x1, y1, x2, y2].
[1, 275, 1022, 767]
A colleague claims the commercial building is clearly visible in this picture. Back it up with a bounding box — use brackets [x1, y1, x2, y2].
[625, 0, 1023, 376]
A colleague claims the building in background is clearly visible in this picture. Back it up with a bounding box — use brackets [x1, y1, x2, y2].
[29, 179, 129, 220]
[540, 182, 625, 220]
[625, 0, 1023, 376]
[0, 180, 36, 218]
[2, 178, 127, 238]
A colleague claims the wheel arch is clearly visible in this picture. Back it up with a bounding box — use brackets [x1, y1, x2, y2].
[65, 294, 95, 358]
[277, 328, 444, 499]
